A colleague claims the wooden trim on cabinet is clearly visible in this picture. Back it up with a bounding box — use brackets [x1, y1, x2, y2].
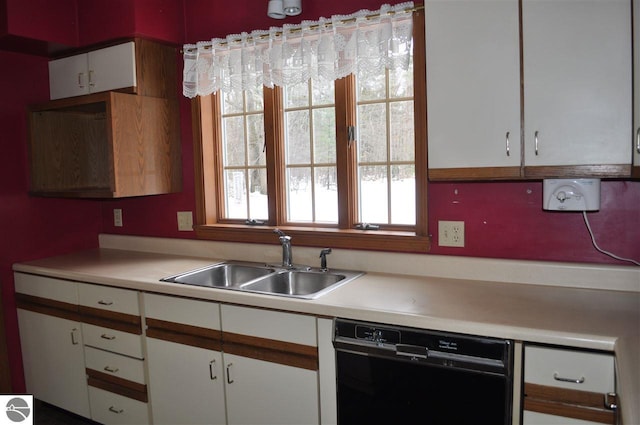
[523, 383, 616, 424]
[15, 293, 81, 322]
[79, 305, 142, 335]
[87, 368, 148, 403]
[524, 164, 632, 179]
[429, 166, 522, 181]
[223, 332, 318, 371]
[145, 318, 223, 351]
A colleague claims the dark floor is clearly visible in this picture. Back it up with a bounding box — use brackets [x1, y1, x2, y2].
[33, 400, 97, 425]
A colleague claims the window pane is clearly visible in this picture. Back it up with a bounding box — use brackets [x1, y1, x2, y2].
[390, 101, 414, 162]
[357, 72, 386, 101]
[389, 60, 414, 98]
[315, 166, 338, 223]
[285, 81, 309, 108]
[287, 167, 312, 222]
[223, 116, 245, 166]
[224, 170, 247, 219]
[245, 85, 264, 112]
[223, 90, 244, 114]
[359, 165, 388, 223]
[312, 78, 335, 106]
[313, 108, 336, 164]
[286, 110, 311, 164]
[247, 114, 265, 166]
[358, 103, 387, 163]
[248, 168, 268, 219]
[390, 165, 415, 225]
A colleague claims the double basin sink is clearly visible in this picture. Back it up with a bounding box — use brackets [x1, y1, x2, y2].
[161, 261, 364, 299]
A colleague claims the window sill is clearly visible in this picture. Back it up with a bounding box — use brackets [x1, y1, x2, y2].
[194, 224, 431, 253]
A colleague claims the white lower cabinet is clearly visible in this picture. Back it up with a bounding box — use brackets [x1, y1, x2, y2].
[17, 309, 91, 418]
[144, 293, 323, 425]
[224, 353, 319, 425]
[89, 387, 149, 425]
[146, 338, 227, 424]
[523, 345, 617, 425]
[15, 274, 91, 418]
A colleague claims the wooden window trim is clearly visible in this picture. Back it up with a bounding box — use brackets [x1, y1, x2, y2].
[192, 10, 429, 254]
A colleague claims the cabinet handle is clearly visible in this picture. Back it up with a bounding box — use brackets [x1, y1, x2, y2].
[605, 392, 618, 411]
[226, 363, 234, 384]
[636, 127, 640, 154]
[505, 131, 510, 156]
[70, 328, 79, 345]
[209, 360, 217, 380]
[108, 406, 124, 414]
[98, 300, 113, 306]
[103, 365, 119, 373]
[88, 70, 95, 87]
[534, 130, 539, 155]
[553, 372, 585, 384]
[78, 72, 85, 89]
[100, 333, 116, 340]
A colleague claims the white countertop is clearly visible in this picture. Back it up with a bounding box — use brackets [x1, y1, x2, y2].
[12, 243, 640, 424]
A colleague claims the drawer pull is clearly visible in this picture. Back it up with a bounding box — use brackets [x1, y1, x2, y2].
[605, 392, 618, 410]
[100, 334, 116, 340]
[108, 406, 124, 414]
[70, 328, 80, 345]
[103, 365, 119, 373]
[98, 300, 114, 306]
[553, 372, 585, 384]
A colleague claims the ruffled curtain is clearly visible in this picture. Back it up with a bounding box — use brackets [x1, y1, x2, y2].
[182, 2, 414, 98]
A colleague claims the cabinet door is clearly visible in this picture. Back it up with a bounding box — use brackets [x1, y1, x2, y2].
[426, 0, 521, 179]
[224, 353, 319, 425]
[633, 0, 640, 176]
[17, 309, 90, 418]
[49, 53, 90, 99]
[88, 42, 136, 95]
[522, 0, 632, 169]
[146, 338, 226, 425]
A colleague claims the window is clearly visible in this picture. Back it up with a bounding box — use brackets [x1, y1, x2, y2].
[192, 9, 428, 252]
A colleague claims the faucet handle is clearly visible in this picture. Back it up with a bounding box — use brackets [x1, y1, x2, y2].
[319, 248, 332, 271]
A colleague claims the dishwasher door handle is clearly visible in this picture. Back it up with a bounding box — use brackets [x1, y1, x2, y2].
[396, 344, 428, 359]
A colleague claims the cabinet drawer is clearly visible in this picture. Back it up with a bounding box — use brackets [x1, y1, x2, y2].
[221, 304, 317, 346]
[85, 346, 145, 385]
[88, 387, 149, 425]
[79, 284, 140, 316]
[14, 273, 77, 304]
[525, 346, 614, 393]
[143, 292, 221, 329]
[82, 323, 143, 359]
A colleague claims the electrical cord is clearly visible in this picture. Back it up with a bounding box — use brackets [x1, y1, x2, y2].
[582, 211, 640, 266]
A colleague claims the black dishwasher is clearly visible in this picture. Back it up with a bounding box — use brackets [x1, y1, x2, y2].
[333, 319, 514, 425]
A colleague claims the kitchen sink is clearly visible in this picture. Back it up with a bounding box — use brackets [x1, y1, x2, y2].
[241, 270, 350, 298]
[161, 262, 275, 288]
[161, 261, 363, 299]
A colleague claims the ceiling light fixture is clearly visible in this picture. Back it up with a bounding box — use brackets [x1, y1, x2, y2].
[268, 0, 301, 18]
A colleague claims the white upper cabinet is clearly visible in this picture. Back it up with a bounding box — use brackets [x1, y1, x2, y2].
[426, 0, 521, 179]
[633, 0, 640, 176]
[522, 0, 632, 169]
[49, 42, 136, 100]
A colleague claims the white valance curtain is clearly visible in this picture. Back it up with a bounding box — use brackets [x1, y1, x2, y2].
[182, 2, 414, 98]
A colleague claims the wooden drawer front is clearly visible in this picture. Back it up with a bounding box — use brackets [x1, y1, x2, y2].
[525, 346, 614, 393]
[83, 323, 143, 359]
[79, 284, 140, 316]
[143, 292, 221, 329]
[14, 273, 77, 304]
[85, 346, 145, 385]
[88, 387, 149, 425]
[220, 304, 317, 346]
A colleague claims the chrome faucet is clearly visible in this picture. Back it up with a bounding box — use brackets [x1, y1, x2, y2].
[274, 229, 293, 268]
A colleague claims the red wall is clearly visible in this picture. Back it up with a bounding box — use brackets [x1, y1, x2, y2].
[0, 50, 102, 391]
[1, 0, 639, 394]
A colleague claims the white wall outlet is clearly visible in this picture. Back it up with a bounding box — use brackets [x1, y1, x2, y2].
[438, 220, 465, 247]
[177, 211, 193, 231]
[113, 209, 123, 227]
